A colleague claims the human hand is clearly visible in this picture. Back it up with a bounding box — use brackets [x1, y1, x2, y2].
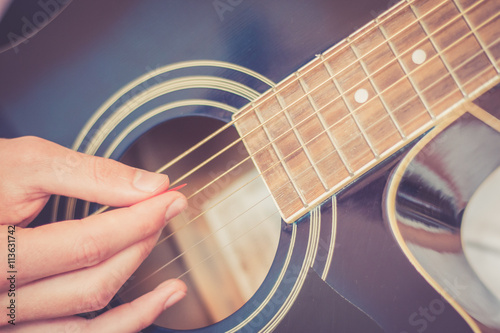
[0, 136, 187, 332]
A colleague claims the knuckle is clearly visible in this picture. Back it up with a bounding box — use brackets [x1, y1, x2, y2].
[0, 136, 45, 172]
[6, 137, 69, 183]
[74, 233, 107, 267]
[121, 302, 151, 330]
[127, 209, 159, 240]
[61, 320, 86, 333]
[137, 238, 154, 262]
[11, 136, 47, 164]
[78, 266, 125, 313]
[103, 301, 151, 331]
[16, 135, 46, 147]
[81, 284, 116, 312]
[87, 156, 113, 185]
[139, 216, 161, 240]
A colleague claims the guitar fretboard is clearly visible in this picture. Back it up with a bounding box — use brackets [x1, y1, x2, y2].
[234, 0, 500, 223]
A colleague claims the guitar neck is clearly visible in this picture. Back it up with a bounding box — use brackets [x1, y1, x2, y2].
[234, 0, 500, 223]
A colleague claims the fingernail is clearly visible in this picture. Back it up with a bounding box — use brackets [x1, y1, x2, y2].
[164, 197, 187, 222]
[133, 170, 168, 192]
[164, 290, 186, 310]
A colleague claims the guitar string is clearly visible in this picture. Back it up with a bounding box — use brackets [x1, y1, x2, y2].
[156, 29, 498, 248]
[121, 207, 280, 295]
[164, 0, 487, 190]
[88, 0, 458, 215]
[156, 0, 452, 177]
[157, 0, 498, 262]
[88, 0, 497, 292]
[90, 0, 476, 218]
[156, 178, 273, 248]
[121, 40, 500, 293]
[153, 3, 497, 231]
[150, 3, 497, 246]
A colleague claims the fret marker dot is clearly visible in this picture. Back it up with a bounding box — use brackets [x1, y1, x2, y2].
[354, 89, 369, 104]
[412, 49, 427, 65]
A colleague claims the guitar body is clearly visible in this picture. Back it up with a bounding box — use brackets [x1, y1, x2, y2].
[385, 106, 500, 333]
[275, 103, 500, 333]
[1, 0, 499, 332]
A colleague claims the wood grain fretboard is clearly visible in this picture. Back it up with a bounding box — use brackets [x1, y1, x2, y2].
[233, 0, 500, 223]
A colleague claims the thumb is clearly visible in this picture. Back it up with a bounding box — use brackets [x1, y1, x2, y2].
[4, 136, 170, 207]
[87, 279, 187, 333]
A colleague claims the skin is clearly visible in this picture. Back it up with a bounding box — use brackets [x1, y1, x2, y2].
[0, 136, 188, 332]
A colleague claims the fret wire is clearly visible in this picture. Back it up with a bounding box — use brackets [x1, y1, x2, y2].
[185, 40, 500, 222]
[224, 0, 454, 146]
[92, 6, 500, 293]
[152, 42, 500, 264]
[235, 6, 498, 191]
[349, 41, 407, 139]
[253, 45, 500, 223]
[197, 32, 500, 226]
[323, 56, 380, 159]
[157, 2, 497, 200]
[282, 0, 483, 144]
[298, 66, 355, 176]
[377, 20, 437, 120]
[253, 100, 308, 207]
[230, 0, 447, 124]
[141, 59, 500, 293]
[407, 0, 467, 97]
[148, 0, 473, 189]
[160, 4, 497, 196]
[452, 0, 500, 74]
[282, 36, 500, 206]
[93, 0, 494, 219]
[275, 81, 330, 191]
[148, 20, 500, 263]
[227, 0, 484, 185]
[161, 48, 498, 251]
[97, 3, 477, 218]
[238, 0, 475, 140]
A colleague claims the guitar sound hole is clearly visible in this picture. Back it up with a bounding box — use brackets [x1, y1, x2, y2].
[116, 116, 282, 330]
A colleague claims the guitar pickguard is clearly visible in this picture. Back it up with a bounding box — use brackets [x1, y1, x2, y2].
[387, 107, 500, 332]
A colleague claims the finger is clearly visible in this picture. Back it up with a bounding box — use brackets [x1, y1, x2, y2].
[88, 279, 186, 333]
[1, 280, 186, 332]
[4, 228, 164, 323]
[0, 136, 170, 207]
[1, 191, 187, 290]
[0, 316, 88, 332]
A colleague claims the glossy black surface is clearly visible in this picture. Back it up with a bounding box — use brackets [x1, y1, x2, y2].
[0, 0, 391, 146]
[394, 113, 500, 332]
[325, 148, 473, 333]
[276, 268, 384, 332]
[1, 1, 495, 332]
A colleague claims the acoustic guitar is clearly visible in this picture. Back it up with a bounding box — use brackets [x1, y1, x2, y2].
[0, 0, 499, 332]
